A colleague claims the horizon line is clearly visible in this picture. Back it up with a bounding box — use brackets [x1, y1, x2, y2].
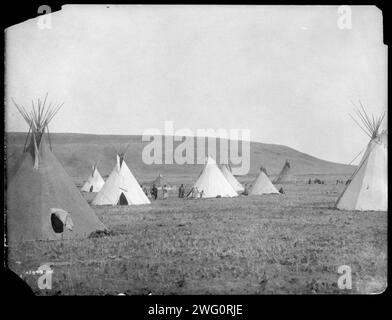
[6, 131, 355, 168]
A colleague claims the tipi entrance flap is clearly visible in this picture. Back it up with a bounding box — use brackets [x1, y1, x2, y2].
[50, 208, 74, 234]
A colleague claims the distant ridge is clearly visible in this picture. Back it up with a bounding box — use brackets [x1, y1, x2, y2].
[6, 132, 355, 184]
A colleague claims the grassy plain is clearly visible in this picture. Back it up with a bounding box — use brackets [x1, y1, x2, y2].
[7, 179, 387, 295]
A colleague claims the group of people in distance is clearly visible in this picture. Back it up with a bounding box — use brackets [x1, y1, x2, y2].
[141, 181, 286, 200]
[308, 178, 351, 185]
[336, 179, 351, 185]
[140, 183, 203, 200]
[309, 178, 325, 184]
[141, 184, 169, 200]
[139, 183, 209, 200]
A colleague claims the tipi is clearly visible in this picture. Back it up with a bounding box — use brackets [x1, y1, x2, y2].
[92, 148, 150, 206]
[274, 160, 293, 183]
[249, 166, 279, 195]
[152, 173, 171, 190]
[188, 156, 238, 198]
[221, 164, 244, 193]
[336, 105, 387, 211]
[7, 96, 107, 244]
[81, 162, 105, 192]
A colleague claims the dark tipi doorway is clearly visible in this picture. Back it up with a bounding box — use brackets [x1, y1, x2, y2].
[51, 213, 64, 233]
[89, 185, 93, 192]
[118, 192, 128, 205]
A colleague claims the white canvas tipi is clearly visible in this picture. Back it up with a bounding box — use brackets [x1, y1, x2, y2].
[92, 153, 150, 206]
[81, 163, 105, 192]
[188, 157, 238, 198]
[336, 106, 387, 211]
[221, 164, 244, 192]
[249, 166, 279, 195]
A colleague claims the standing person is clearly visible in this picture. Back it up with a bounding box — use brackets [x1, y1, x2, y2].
[178, 184, 185, 198]
[190, 187, 197, 198]
[151, 184, 158, 200]
[242, 184, 249, 196]
[199, 190, 204, 199]
[163, 185, 168, 200]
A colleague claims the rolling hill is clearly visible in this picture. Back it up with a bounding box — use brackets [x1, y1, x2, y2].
[6, 132, 355, 186]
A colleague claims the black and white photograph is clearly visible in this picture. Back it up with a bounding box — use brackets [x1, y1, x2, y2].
[4, 4, 387, 298]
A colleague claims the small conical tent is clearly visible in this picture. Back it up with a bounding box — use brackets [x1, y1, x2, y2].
[188, 156, 238, 198]
[274, 160, 293, 183]
[249, 166, 279, 195]
[7, 96, 107, 244]
[336, 104, 387, 211]
[81, 162, 105, 192]
[221, 164, 244, 192]
[153, 174, 164, 187]
[152, 173, 171, 190]
[92, 148, 150, 206]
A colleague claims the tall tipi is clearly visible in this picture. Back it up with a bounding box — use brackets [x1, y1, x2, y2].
[188, 156, 238, 198]
[221, 164, 244, 193]
[92, 148, 150, 206]
[81, 162, 105, 192]
[274, 160, 293, 183]
[7, 96, 107, 244]
[249, 166, 279, 195]
[336, 105, 387, 211]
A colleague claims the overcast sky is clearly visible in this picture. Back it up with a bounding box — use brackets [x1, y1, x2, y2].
[5, 5, 387, 164]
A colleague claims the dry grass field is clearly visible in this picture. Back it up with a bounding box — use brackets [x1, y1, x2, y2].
[6, 179, 387, 295]
[5, 133, 387, 295]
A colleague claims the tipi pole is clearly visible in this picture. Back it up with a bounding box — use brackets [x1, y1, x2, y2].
[349, 114, 371, 139]
[348, 146, 366, 165]
[46, 123, 53, 151]
[23, 122, 33, 152]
